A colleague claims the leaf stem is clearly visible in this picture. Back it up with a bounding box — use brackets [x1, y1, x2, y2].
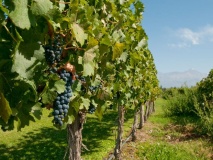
[3, 25, 17, 43]
[64, 46, 85, 51]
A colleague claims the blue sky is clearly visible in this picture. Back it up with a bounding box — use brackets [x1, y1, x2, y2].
[141, 0, 213, 74]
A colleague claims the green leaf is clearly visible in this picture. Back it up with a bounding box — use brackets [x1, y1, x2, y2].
[19, 28, 45, 59]
[86, 37, 98, 50]
[31, 0, 53, 16]
[0, 92, 12, 123]
[16, 104, 36, 131]
[59, 0, 65, 12]
[11, 51, 37, 79]
[83, 45, 97, 76]
[72, 80, 82, 92]
[83, 63, 94, 76]
[70, 99, 80, 113]
[112, 42, 125, 60]
[54, 79, 66, 94]
[9, 0, 31, 29]
[79, 97, 90, 110]
[100, 35, 112, 46]
[66, 106, 76, 124]
[113, 83, 120, 92]
[41, 89, 57, 104]
[119, 52, 128, 62]
[119, 0, 125, 5]
[72, 23, 87, 46]
[84, 46, 97, 63]
[21, 79, 38, 101]
[31, 102, 42, 120]
[135, 38, 147, 50]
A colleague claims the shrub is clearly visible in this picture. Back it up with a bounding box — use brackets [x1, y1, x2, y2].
[194, 97, 213, 136]
[163, 87, 197, 117]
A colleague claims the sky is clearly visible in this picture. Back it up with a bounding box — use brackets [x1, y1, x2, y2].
[141, 0, 213, 74]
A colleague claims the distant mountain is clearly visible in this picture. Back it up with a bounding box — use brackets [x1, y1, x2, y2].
[158, 69, 208, 88]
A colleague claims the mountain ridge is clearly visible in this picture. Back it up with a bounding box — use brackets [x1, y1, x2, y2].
[157, 69, 207, 88]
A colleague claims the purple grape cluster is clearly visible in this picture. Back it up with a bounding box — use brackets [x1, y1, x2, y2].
[53, 69, 73, 126]
[88, 103, 96, 114]
[43, 35, 62, 65]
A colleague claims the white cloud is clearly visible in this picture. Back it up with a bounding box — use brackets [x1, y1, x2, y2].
[178, 28, 200, 45]
[168, 42, 190, 48]
[169, 25, 213, 48]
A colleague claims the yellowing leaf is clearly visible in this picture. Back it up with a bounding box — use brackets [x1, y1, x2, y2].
[112, 43, 125, 60]
[86, 37, 98, 50]
[0, 93, 12, 123]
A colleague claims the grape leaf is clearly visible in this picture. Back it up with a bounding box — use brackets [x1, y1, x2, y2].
[83, 63, 94, 76]
[86, 37, 98, 50]
[0, 92, 12, 123]
[11, 51, 37, 79]
[135, 38, 147, 50]
[54, 79, 66, 94]
[119, 0, 125, 5]
[83, 45, 97, 76]
[31, 0, 53, 16]
[9, 0, 31, 29]
[100, 35, 112, 46]
[16, 105, 36, 131]
[59, 0, 65, 12]
[31, 102, 42, 120]
[112, 42, 125, 60]
[41, 89, 57, 104]
[19, 28, 46, 59]
[79, 97, 90, 110]
[72, 23, 87, 46]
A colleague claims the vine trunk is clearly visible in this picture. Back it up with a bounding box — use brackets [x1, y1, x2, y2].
[67, 111, 86, 160]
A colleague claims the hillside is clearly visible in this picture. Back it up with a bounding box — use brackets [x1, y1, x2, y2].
[158, 69, 207, 88]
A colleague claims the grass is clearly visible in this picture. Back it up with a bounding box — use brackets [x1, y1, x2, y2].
[1, 98, 212, 160]
[137, 141, 200, 160]
[0, 108, 135, 160]
[134, 98, 213, 160]
[0, 109, 67, 160]
[119, 98, 212, 160]
[82, 108, 135, 160]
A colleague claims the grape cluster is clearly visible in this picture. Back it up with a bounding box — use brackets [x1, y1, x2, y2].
[89, 84, 102, 93]
[88, 103, 96, 114]
[53, 69, 73, 126]
[43, 35, 63, 65]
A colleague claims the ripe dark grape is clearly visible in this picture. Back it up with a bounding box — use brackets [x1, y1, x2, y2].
[88, 84, 102, 93]
[88, 103, 96, 114]
[52, 69, 73, 126]
[43, 35, 63, 65]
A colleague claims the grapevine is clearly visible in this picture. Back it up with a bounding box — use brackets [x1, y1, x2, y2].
[53, 69, 73, 126]
[43, 35, 63, 66]
[42, 34, 74, 126]
[0, 0, 160, 159]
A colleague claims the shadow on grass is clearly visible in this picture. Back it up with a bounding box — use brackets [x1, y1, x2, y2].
[0, 127, 67, 160]
[0, 109, 135, 159]
[82, 109, 135, 156]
